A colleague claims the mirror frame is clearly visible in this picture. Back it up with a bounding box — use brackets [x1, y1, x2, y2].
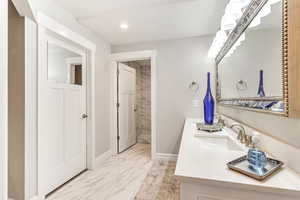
[215, 0, 288, 116]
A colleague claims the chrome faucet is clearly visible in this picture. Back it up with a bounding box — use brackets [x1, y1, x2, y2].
[230, 124, 247, 144]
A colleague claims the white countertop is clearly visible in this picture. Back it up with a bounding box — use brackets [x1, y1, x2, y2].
[175, 118, 300, 196]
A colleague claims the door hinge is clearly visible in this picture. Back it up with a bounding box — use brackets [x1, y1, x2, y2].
[117, 102, 120, 108]
[117, 69, 120, 76]
[117, 136, 120, 140]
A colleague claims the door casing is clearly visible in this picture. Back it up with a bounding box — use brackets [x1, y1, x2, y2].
[110, 50, 157, 159]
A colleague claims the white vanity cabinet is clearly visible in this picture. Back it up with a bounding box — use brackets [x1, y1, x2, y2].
[175, 119, 300, 200]
[180, 181, 300, 200]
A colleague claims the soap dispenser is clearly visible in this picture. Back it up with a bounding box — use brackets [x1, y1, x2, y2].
[247, 136, 267, 174]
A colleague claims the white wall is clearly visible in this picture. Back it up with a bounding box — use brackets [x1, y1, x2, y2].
[112, 36, 215, 154]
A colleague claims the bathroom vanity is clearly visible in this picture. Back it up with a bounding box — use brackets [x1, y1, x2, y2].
[175, 0, 300, 199]
[175, 118, 300, 200]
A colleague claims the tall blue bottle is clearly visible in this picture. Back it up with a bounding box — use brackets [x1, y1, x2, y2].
[257, 70, 266, 97]
[203, 72, 215, 125]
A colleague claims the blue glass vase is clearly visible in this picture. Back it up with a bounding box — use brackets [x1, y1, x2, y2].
[203, 72, 215, 125]
[257, 70, 266, 97]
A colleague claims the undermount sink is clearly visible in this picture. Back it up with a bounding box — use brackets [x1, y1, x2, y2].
[195, 135, 244, 151]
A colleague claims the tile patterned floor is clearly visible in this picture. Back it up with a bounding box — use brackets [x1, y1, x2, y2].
[47, 144, 153, 200]
[135, 161, 180, 200]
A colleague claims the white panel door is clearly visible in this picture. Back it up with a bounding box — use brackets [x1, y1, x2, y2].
[118, 63, 136, 153]
[38, 34, 87, 195]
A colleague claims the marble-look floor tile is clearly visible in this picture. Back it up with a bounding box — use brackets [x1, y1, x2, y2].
[134, 161, 180, 200]
[47, 144, 152, 200]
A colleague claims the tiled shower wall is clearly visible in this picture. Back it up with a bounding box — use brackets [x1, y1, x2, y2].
[123, 61, 151, 144]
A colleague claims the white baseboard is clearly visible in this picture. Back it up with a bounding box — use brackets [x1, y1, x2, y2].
[30, 195, 45, 200]
[155, 153, 178, 161]
[94, 150, 112, 168]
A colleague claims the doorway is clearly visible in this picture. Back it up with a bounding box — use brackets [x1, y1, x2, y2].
[110, 50, 157, 158]
[38, 35, 88, 195]
[117, 60, 152, 153]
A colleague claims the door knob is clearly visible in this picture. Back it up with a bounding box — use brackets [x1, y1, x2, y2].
[82, 114, 88, 119]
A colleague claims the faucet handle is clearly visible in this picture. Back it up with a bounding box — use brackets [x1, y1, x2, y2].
[244, 131, 253, 147]
[245, 135, 252, 147]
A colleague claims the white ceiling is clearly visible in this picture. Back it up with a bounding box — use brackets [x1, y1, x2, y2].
[51, 0, 229, 45]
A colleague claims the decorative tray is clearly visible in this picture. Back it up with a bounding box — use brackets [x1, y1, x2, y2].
[227, 155, 284, 181]
[196, 122, 223, 132]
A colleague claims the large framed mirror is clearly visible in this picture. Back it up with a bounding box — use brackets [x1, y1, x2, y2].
[216, 0, 287, 116]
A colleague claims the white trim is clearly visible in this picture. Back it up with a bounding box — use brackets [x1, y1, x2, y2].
[155, 153, 178, 161]
[0, 0, 8, 200]
[26, 13, 97, 198]
[29, 196, 45, 200]
[65, 57, 82, 65]
[110, 50, 156, 62]
[110, 50, 157, 159]
[36, 12, 96, 52]
[88, 51, 96, 169]
[94, 150, 113, 168]
[47, 36, 85, 55]
[24, 18, 38, 200]
[10, 0, 35, 21]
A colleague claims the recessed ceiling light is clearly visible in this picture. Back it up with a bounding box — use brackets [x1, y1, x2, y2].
[120, 23, 129, 30]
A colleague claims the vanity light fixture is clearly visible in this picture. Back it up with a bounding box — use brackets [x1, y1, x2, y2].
[208, 30, 228, 59]
[221, 0, 251, 30]
[208, 0, 250, 59]
[225, 33, 245, 57]
[208, 0, 281, 59]
[250, 0, 280, 28]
